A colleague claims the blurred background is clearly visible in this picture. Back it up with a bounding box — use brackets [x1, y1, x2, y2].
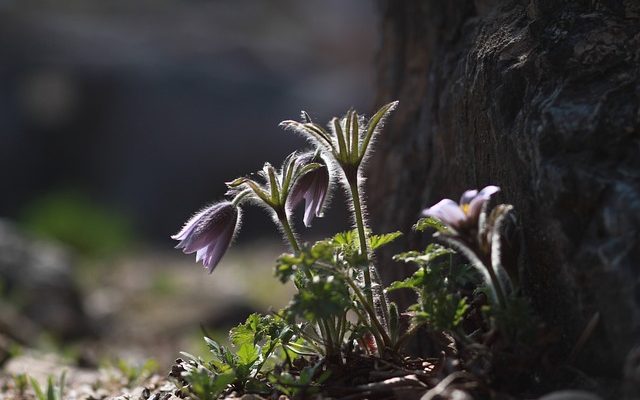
[0, 0, 378, 370]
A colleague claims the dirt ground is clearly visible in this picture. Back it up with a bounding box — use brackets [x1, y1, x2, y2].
[0, 241, 294, 399]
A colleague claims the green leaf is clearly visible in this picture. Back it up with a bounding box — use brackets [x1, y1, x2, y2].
[289, 276, 351, 320]
[332, 230, 356, 247]
[184, 366, 236, 400]
[178, 351, 201, 364]
[369, 231, 402, 250]
[279, 120, 334, 150]
[202, 338, 236, 370]
[386, 268, 425, 292]
[230, 313, 261, 348]
[266, 164, 280, 204]
[210, 371, 236, 396]
[452, 298, 469, 327]
[296, 162, 322, 178]
[393, 243, 454, 266]
[30, 377, 45, 400]
[359, 100, 398, 160]
[388, 302, 400, 343]
[413, 216, 449, 233]
[275, 253, 302, 283]
[225, 177, 248, 188]
[245, 377, 271, 394]
[58, 370, 66, 400]
[411, 292, 470, 331]
[204, 337, 223, 358]
[309, 241, 335, 262]
[317, 370, 332, 384]
[332, 117, 349, 162]
[350, 110, 359, 162]
[236, 343, 260, 367]
[450, 263, 478, 287]
[298, 365, 317, 385]
[46, 376, 55, 400]
[329, 230, 365, 265]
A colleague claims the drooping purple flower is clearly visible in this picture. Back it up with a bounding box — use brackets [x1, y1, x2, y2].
[172, 201, 240, 273]
[422, 185, 500, 230]
[288, 154, 330, 227]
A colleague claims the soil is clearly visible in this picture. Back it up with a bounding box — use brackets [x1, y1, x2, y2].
[0, 242, 293, 399]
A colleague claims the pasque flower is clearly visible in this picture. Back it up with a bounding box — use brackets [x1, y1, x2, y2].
[422, 185, 500, 230]
[279, 102, 398, 177]
[225, 152, 324, 254]
[288, 153, 330, 227]
[172, 201, 240, 273]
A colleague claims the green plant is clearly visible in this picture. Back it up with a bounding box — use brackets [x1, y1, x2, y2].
[112, 358, 158, 386]
[20, 190, 134, 257]
[29, 371, 66, 400]
[388, 244, 475, 347]
[13, 373, 28, 396]
[173, 314, 294, 399]
[170, 103, 530, 398]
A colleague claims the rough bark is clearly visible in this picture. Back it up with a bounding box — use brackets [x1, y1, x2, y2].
[368, 0, 640, 385]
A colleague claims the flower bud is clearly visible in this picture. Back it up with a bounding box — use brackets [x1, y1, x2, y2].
[172, 201, 240, 273]
[422, 185, 500, 230]
[288, 153, 330, 227]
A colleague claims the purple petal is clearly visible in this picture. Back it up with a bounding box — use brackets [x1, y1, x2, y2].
[182, 203, 236, 253]
[422, 199, 466, 228]
[479, 185, 500, 197]
[171, 207, 210, 241]
[302, 169, 329, 227]
[459, 189, 478, 206]
[467, 186, 501, 221]
[303, 192, 315, 227]
[289, 172, 312, 209]
[288, 154, 329, 227]
[202, 221, 236, 273]
[172, 201, 239, 271]
[313, 178, 326, 217]
[196, 247, 208, 263]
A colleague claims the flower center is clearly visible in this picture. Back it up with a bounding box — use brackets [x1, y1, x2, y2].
[461, 203, 470, 215]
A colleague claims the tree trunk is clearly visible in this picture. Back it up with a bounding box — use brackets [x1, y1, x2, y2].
[368, 0, 640, 387]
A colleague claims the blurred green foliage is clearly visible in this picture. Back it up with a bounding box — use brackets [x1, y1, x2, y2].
[113, 358, 159, 386]
[20, 190, 134, 257]
[29, 371, 66, 400]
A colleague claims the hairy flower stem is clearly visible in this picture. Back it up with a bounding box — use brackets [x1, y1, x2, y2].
[276, 210, 338, 361]
[277, 211, 300, 253]
[342, 272, 391, 349]
[479, 253, 507, 310]
[347, 175, 391, 335]
[276, 210, 314, 281]
[231, 189, 252, 207]
[347, 178, 374, 309]
[457, 235, 507, 310]
[321, 320, 340, 365]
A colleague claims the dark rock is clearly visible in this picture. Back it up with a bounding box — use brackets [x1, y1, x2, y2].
[369, 0, 640, 390]
[0, 219, 92, 341]
[538, 391, 602, 400]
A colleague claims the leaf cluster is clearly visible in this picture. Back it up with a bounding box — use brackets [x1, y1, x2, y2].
[28, 372, 66, 400]
[176, 314, 295, 399]
[171, 101, 536, 399]
[389, 244, 476, 332]
[269, 361, 331, 398]
[277, 231, 403, 323]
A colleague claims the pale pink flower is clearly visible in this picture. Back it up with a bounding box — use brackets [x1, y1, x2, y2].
[288, 153, 330, 227]
[422, 186, 500, 230]
[172, 201, 239, 272]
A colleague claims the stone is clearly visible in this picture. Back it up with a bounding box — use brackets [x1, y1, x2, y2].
[369, 0, 640, 390]
[0, 219, 92, 342]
